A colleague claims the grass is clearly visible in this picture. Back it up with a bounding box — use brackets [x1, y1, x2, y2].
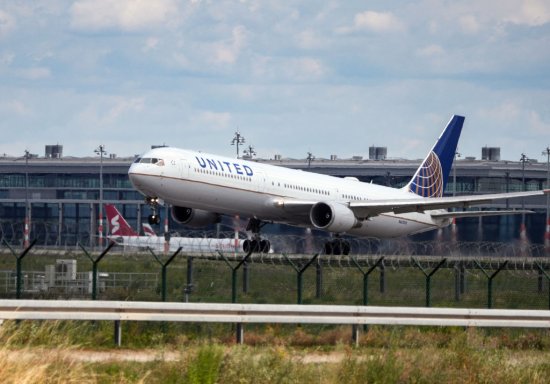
[2, 320, 550, 383]
[3, 250, 550, 382]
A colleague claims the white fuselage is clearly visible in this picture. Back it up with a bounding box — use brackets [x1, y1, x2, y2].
[129, 147, 450, 238]
[109, 235, 245, 253]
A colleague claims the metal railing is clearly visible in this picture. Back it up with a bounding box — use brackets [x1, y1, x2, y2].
[1, 300, 549, 346]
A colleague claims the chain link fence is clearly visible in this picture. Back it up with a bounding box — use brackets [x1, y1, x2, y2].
[1, 226, 550, 309]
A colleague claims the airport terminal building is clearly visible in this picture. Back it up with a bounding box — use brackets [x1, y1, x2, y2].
[0, 145, 548, 247]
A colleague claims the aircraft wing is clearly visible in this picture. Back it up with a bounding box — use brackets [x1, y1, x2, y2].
[429, 209, 533, 219]
[273, 190, 548, 220]
[349, 189, 549, 219]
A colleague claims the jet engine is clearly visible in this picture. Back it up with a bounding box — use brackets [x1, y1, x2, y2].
[171, 206, 221, 228]
[309, 202, 359, 233]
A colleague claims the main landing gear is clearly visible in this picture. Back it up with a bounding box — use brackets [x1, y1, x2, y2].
[146, 197, 161, 225]
[243, 218, 271, 253]
[324, 237, 351, 255]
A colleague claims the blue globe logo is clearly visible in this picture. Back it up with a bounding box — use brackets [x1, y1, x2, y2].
[408, 152, 444, 198]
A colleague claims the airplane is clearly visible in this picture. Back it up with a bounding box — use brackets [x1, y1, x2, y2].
[105, 204, 245, 254]
[128, 115, 549, 255]
[142, 222, 156, 236]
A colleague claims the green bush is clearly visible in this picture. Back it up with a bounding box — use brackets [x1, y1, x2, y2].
[185, 344, 223, 384]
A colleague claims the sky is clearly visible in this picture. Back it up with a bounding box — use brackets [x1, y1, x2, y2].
[0, 0, 549, 162]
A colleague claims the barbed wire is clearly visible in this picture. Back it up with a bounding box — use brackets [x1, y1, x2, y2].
[1, 220, 549, 265]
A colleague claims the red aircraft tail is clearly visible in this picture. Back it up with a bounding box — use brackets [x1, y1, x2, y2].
[105, 204, 139, 236]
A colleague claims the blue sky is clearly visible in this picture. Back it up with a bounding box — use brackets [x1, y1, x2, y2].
[0, 0, 549, 161]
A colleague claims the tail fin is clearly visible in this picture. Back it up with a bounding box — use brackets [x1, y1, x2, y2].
[142, 223, 157, 236]
[105, 204, 139, 236]
[405, 115, 465, 198]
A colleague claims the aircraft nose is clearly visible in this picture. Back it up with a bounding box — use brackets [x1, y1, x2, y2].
[128, 164, 144, 188]
[128, 163, 158, 197]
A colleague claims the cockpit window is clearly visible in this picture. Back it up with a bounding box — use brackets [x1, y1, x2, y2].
[133, 157, 141, 163]
[139, 157, 164, 166]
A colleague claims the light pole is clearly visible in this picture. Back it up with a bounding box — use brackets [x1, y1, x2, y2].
[453, 151, 461, 197]
[505, 171, 510, 209]
[24, 150, 30, 248]
[543, 147, 550, 249]
[519, 153, 531, 241]
[307, 152, 315, 168]
[243, 145, 256, 159]
[451, 151, 461, 242]
[231, 131, 245, 158]
[94, 145, 107, 247]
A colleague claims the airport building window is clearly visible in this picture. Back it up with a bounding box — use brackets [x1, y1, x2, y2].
[59, 191, 99, 200]
[0, 173, 132, 190]
[120, 191, 142, 200]
[0, 174, 25, 188]
[28, 203, 59, 221]
[103, 191, 119, 200]
[63, 203, 76, 217]
[78, 204, 90, 218]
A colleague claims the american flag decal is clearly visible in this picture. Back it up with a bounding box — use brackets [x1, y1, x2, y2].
[408, 152, 444, 198]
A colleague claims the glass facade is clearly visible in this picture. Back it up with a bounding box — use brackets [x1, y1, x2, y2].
[0, 157, 548, 247]
[0, 173, 133, 189]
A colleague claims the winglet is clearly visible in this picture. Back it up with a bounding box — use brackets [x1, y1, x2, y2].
[105, 204, 139, 236]
[405, 115, 465, 198]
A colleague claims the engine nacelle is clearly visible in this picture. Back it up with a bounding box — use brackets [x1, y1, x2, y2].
[171, 206, 221, 228]
[309, 202, 359, 233]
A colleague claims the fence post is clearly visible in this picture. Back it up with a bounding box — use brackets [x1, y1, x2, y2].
[243, 260, 250, 294]
[2, 239, 37, 299]
[283, 254, 319, 304]
[412, 258, 447, 307]
[148, 247, 183, 301]
[535, 262, 550, 310]
[184, 257, 193, 302]
[351, 256, 385, 306]
[218, 249, 253, 344]
[351, 256, 384, 333]
[351, 324, 360, 347]
[316, 259, 323, 299]
[114, 320, 122, 347]
[454, 262, 460, 302]
[379, 264, 385, 294]
[460, 263, 466, 294]
[79, 241, 116, 300]
[219, 249, 253, 303]
[475, 260, 508, 309]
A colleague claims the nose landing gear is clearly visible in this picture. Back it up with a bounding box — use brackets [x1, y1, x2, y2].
[146, 197, 161, 225]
